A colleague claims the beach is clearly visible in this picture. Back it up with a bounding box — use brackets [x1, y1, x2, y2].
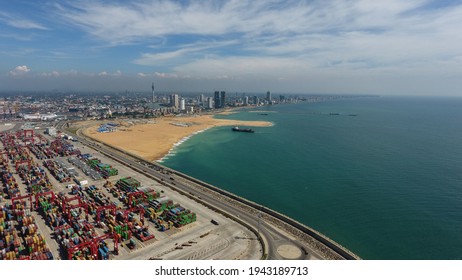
[82, 113, 272, 161]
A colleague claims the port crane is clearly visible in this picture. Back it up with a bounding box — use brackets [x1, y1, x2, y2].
[66, 232, 118, 260]
[95, 204, 117, 223]
[127, 191, 147, 207]
[11, 194, 33, 211]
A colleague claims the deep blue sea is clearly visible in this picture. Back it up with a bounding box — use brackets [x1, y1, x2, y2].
[162, 96, 462, 259]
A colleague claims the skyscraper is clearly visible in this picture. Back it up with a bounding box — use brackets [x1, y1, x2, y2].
[253, 96, 258, 105]
[170, 94, 179, 109]
[214, 91, 220, 109]
[220, 91, 226, 108]
[180, 98, 186, 111]
[207, 97, 214, 109]
[266, 91, 272, 104]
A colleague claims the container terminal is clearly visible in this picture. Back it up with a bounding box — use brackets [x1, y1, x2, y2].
[0, 129, 262, 260]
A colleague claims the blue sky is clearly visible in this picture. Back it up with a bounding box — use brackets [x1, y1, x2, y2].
[1, 0, 461, 95]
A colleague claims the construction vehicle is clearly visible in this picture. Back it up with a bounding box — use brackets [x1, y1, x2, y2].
[103, 180, 113, 189]
[146, 207, 157, 221]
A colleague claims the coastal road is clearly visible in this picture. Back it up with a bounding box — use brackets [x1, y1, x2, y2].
[59, 121, 348, 260]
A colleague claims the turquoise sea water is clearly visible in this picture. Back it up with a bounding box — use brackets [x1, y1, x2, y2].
[162, 96, 462, 260]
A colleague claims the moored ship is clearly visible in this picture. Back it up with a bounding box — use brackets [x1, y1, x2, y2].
[232, 126, 255, 133]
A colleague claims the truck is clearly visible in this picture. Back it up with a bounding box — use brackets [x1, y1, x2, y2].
[73, 178, 88, 186]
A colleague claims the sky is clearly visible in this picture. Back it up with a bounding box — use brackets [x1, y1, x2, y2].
[0, 0, 461, 95]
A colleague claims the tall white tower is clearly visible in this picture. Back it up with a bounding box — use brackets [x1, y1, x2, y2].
[180, 98, 186, 111]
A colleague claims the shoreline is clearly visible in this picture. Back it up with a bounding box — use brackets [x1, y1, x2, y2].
[156, 127, 210, 163]
[81, 112, 272, 161]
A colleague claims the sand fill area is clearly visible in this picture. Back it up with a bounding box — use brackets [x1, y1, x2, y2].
[83, 114, 272, 161]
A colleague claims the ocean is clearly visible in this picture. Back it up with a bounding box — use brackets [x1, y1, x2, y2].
[161, 96, 462, 260]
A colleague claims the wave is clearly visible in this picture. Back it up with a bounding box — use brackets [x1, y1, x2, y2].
[156, 128, 210, 163]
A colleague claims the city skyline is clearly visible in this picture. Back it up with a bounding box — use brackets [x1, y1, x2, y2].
[1, 1, 461, 95]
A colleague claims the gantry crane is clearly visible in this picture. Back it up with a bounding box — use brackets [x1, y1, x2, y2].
[121, 206, 145, 225]
[127, 191, 147, 207]
[66, 232, 118, 260]
[11, 194, 33, 211]
[95, 204, 116, 223]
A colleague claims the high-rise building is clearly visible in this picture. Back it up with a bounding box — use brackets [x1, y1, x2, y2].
[253, 96, 258, 105]
[220, 91, 226, 108]
[214, 91, 220, 109]
[243, 96, 249, 106]
[266, 91, 272, 103]
[170, 94, 179, 108]
[207, 97, 214, 109]
[180, 98, 186, 111]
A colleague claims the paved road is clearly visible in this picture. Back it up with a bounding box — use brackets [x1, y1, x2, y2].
[60, 121, 327, 260]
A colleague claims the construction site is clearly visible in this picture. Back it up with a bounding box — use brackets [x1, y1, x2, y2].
[0, 129, 262, 260]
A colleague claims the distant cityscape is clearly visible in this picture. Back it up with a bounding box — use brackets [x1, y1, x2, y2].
[0, 88, 359, 122]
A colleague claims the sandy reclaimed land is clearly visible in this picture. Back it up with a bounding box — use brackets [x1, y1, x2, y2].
[83, 114, 272, 161]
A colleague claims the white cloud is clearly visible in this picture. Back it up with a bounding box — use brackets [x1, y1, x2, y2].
[137, 72, 178, 78]
[39, 71, 60, 77]
[9, 65, 31, 76]
[134, 40, 238, 65]
[56, 0, 462, 71]
[137, 72, 149, 77]
[154, 72, 178, 78]
[98, 70, 122, 76]
[55, 0, 430, 43]
[0, 11, 48, 30]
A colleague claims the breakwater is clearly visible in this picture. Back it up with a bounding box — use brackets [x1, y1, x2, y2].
[165, 166, 360, 260]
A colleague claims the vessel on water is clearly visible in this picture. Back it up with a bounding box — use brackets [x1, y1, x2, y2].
[232, 126, 255, 133]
